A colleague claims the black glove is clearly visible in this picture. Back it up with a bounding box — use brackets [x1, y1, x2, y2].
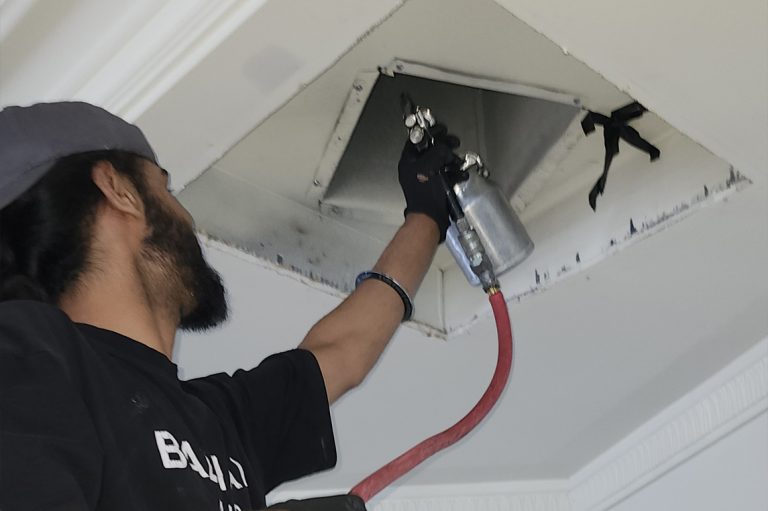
[397, 124, 462, 243]
[266, 494, 367, 511]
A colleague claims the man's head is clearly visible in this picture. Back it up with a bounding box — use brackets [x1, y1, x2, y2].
[0, 102, 227, 331]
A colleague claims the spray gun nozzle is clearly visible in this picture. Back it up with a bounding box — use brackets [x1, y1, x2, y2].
[400, 93, 415, 117]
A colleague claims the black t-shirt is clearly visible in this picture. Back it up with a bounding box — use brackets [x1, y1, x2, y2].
[0, 300, 337, 510]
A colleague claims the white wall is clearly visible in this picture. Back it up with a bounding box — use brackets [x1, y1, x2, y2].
[608, 413, 768, 511]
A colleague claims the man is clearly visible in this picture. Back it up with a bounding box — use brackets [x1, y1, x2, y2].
[0, 102, 459, 510]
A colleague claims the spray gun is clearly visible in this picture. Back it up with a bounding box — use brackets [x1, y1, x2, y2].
[348, 97, 532, 503]
[402, 95, 534, 293]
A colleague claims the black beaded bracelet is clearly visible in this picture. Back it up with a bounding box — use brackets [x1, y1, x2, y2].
[355, 271, 414, 322]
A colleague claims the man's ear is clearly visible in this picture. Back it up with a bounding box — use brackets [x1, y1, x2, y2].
[91, 160, 143, 218]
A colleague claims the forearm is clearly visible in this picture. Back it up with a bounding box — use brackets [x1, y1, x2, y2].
[300, 213, 439, 402]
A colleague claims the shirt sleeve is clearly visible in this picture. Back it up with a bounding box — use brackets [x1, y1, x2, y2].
[0, 300, 103, 511]
[183, 349, 337, 493]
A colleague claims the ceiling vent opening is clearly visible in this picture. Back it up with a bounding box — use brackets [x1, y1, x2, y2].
[178, 0, 747, 337]
[311, 60, 582, 228]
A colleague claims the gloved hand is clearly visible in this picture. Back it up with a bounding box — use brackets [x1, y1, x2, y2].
[266, 494, 367, 510]
[397, 124, 462, 243]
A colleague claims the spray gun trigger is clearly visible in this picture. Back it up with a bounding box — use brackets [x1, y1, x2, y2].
[420, 108, 436, 127]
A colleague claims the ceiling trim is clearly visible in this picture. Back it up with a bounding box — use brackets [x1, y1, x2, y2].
[269, 481, 571, 510]
[375, 486, 570, 511]
[75, 0, 268, 121]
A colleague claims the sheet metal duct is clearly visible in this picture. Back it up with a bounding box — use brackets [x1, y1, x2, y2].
[317, 66, 581, 225]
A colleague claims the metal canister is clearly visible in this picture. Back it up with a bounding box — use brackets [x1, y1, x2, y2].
[446, 170, 534, 286]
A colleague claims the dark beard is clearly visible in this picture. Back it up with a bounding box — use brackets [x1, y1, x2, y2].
[140, 194, 228, 332]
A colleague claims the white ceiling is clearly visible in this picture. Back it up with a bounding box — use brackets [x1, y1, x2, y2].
[496, 0, 768, 184]
[175, 0, 745, 334]
[2, 0, 766, 496]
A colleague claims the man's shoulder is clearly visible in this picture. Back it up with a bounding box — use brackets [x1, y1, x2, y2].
[0, 299, 72, 328]
[0, 299, 77, 355]
[0, 298, 65, 315]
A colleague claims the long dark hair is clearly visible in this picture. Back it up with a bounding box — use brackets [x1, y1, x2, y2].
[0, 151, 146, 303]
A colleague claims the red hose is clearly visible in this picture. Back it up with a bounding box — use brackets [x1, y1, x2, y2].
[349, 290, 513, 502]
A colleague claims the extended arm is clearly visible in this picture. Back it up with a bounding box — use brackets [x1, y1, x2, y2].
[299, 135, 459, 404]
[299, 213, 439, 403]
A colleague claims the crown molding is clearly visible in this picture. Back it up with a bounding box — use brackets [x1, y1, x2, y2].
[372, 486, 571, 511]
[74, 0, 267, 121]
[268, 481, 571, 511]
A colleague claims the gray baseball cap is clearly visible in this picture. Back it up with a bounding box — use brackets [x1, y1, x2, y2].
[0, 101, 157, 209]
